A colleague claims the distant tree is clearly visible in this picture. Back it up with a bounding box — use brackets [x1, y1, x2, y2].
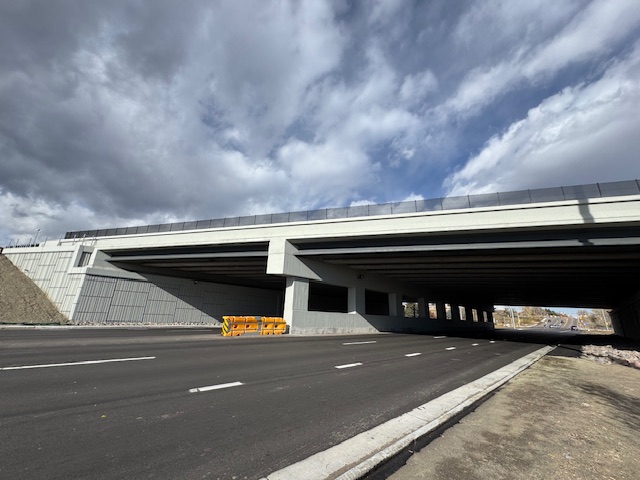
[581, 309, 611, 330]
[403, 302, 419, 318]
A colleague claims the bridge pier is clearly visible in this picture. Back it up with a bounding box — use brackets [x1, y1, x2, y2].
[284, 277, 309, 328]
[465, 305, 475, 323]
[451, 304, 461, 321]
[610, 290, 640, 340]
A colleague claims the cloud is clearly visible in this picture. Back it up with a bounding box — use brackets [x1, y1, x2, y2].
[445, 41, 640, 195]
[445, 0, 640, 118]
[0, 1, 638, 245]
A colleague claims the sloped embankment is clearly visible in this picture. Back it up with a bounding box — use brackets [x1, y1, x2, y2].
[0, 254, 68, 324]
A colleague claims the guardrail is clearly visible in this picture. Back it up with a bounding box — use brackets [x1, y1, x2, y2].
[65, 179, 640, 240]
[221, 316, 287, 337]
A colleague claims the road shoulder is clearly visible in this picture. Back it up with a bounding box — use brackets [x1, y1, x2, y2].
[388, 355, 640, 480]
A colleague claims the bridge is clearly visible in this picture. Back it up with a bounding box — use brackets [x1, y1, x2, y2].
[4, 180, 640, 339]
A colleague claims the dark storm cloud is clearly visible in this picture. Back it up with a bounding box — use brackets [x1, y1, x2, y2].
[1, 0, 639, 245]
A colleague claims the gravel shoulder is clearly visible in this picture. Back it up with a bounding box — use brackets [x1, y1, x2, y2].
[387, 350, 640, 480]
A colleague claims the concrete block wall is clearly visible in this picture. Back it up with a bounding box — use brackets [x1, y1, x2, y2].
[289, 311, 495, 335]
[5, 246, 281, 326]
[72, 273, 281, 325]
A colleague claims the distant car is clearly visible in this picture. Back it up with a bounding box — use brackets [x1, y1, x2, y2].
[571, 326, 578, 331]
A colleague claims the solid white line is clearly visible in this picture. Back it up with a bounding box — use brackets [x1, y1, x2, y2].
[405, 353, 422, 357]
[1, 356, 156, 371]
[472, 343, 479, 346]
[343, 341, 377, 345]
[445, 347, 456, 351]
[335, 362, 363, 369]
[490, 340, 496, 343]
[263, 345, 555, 480]
[433, 336, 446, 339]
[189, 381, 244, 393]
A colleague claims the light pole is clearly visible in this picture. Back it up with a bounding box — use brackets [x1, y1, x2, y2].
[33, 228, 41, 246]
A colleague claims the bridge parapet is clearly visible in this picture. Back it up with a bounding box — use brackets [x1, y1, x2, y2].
[64, 180, 640, 241]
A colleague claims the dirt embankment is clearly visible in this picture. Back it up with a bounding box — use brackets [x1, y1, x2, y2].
[0, 254, 68, 324]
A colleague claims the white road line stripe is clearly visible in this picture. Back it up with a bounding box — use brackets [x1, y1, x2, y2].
[405, 353, 422, 357]
[0, 356, 156, 371]
[342, 341, 377, 345]
[445, 347, 456, 351]
[262, 346, 555, 480]
[189, 381, 244, 393]
[433, 336, 446, 339]
[335, 362, 363, 369]
[472, 343, 479, 346]
[490, 340, 496, 344]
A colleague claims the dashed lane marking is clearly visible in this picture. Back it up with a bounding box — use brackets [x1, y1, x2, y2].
[1, 356, 156, 371]
[405, 353, 422, 357]
[433, 336, 446, 339]
[189, 381, 244, 393]
[472, 343, 479, 346]
[335, 362, 363, 369]
[445, 347, 456, 351]
[343, 341, 377, 345]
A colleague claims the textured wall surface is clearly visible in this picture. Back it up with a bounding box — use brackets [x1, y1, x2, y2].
[5, 247, 281, 325]
[73, 274, 281, 325]
[289, 311, 495, 335]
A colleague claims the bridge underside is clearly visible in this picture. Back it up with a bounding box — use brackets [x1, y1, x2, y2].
[108, 224, 640, 310]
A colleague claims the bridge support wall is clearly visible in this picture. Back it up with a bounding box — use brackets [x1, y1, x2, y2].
[273, 242, 495, 335]
[610, 290, 640, 341]
[4, 246, 280, 325]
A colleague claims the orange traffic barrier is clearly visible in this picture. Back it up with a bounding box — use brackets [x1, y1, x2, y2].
[221, 316, 287, 336]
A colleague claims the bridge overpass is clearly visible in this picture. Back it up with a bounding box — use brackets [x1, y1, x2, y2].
[5, 180, 640, 339]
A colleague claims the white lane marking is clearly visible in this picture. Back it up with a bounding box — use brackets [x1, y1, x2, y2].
[433, 336, 446, 339]
[405, 353, 422, 357]
[189, 381, 244, 393]
[490, 340, 496, 344]
[472, 343, 479, 346]
[262, 346, 555, 480]
[342, 341, 377, 345]
[1, 356, 156, 371]
[335, 362, 363, 369]
[445, 347, 456, 351]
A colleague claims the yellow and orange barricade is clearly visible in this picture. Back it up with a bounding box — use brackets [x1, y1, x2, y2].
[221, 316, 287, 336]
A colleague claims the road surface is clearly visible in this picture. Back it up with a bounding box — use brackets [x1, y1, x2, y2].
[1, 328, 549, 479]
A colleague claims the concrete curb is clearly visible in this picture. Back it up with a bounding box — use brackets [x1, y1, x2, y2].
[263, 345, 555, 480]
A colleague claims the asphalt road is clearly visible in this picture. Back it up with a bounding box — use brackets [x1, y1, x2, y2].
[1, 328, 552, 480]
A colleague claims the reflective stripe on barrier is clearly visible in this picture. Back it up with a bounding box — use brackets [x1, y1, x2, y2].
[221, 316, 287, 336]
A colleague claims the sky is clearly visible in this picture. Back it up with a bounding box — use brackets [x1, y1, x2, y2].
[1, 0, 639, 246]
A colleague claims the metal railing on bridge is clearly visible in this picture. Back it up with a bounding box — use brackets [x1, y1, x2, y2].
[64, 179, 640, 240]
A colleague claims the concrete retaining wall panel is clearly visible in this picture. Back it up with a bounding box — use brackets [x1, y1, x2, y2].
[289, 311, 495, 335]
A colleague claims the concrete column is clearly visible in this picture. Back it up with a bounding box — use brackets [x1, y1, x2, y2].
[451, 304, 461, 321]
[418, 297, 426, 318]
[389, 292, 403, 316]
[436, 301, 447, 321]
[348, 286, 365, 314]
[283, 276, 309, 326]
[465, 306, 474, 323]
